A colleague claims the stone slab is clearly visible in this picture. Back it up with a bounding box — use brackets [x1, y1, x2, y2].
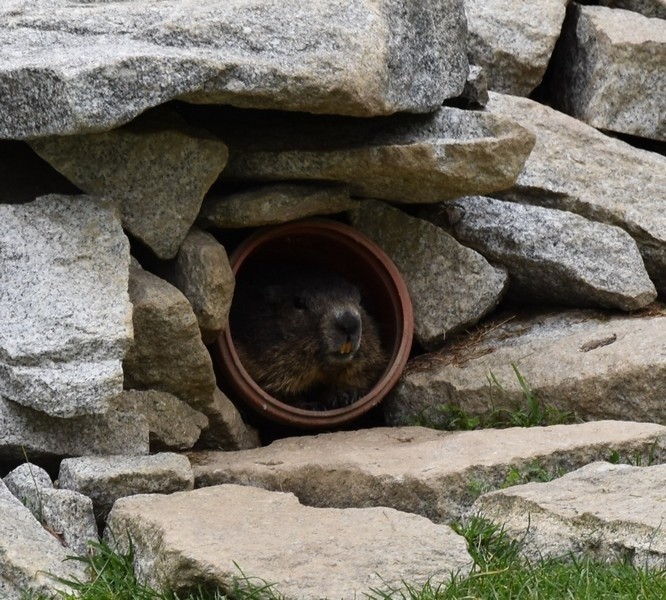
[387, 309, 666, 427]
[0, 0, 468, 138]
[204, 104, 535, 203]
[59, 453, 194, 518]
[190, 422, 666, 523]
[486, 92, 666, 294]
[105, 484, 473, 599]
[441, 195, 656, 310]
[0, 194, 133, 417]
[0, 398, 149, 460]
[474, 461, 666, 567]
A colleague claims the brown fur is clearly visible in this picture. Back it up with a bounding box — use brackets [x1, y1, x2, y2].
[230, 264, 388, 410]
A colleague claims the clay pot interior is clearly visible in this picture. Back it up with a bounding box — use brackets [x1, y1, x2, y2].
[216, 219, 414, 429]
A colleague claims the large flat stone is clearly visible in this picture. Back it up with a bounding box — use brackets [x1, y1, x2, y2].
[30, 111, 228, 259]
[465, 0, 568, 95]
[200, 104, 535, 203]
[386, 309, 666, 427]
[548, 5, 666, 141]
[0, 0, 468, 138]
[486, 93, 666, 294]
[474, 462, 666, 567]
[0, 480, 87, 599]
[190, 422, 666, 523]
[350, 200, 508, 350]
[0, 195, 133, 417]
[198, 183, 358, 229]
[105, 484, 473, 599]
[439, 196, 656, 310]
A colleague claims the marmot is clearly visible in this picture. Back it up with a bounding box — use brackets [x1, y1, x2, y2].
[230, 264, 388, 410]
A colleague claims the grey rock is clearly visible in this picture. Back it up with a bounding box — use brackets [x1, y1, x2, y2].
[465, 0, 568, 95]
[349, 200, 508, 350]
[30, 111, 228, 259]
[486, 92, 666, 294]
[111, 390, 209, 452]
[474, 461, 666, 567]
[548, 5, 666, 141]
[443, 196, 656, 310]
[3, 462, 53, 493]
[0, 479, 87, 599]
[386, 309, 666, 427]
[0, 194, 133, 418]
[166, 228, 235, 344]
[190, 422, 666, 524]
[105, 484, 472, 600]
[195, 388, 261, 451]
[460, 65, 490, 107]
[4, 465, 98, 557]
[0, 0, 468, 138]
[215, 105, 535, 203]
[199, 183, 358, 229]
[59, 453, 194, 519]
[0, 398, 149, 460]
[596, 0, 666, 19]
[123, 264, 217, 411]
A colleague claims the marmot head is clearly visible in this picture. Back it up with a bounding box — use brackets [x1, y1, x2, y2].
[260, 269, 364, 369]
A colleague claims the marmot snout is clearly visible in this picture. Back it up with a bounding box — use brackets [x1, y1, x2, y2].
[230, 264, 388, 410]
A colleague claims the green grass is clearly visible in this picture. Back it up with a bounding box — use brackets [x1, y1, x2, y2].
[370, 516, 666, 600]
[26, 520, 666, 600]
[413, 364, 576, 431]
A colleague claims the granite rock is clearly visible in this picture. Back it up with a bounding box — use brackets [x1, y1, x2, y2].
[0, 195, 133, 417]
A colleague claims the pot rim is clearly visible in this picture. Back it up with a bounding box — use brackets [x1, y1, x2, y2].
[216, 218, 413, 429]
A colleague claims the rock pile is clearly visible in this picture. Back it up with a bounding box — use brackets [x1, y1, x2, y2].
[0, 0, 664, 597]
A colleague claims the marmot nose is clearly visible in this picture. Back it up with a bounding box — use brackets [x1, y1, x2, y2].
[335, 310, 361, 337]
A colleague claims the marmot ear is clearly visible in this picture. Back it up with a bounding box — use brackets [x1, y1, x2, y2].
[263, 284, 284, 305]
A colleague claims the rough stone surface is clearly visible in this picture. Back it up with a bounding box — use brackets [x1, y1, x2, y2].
[190, 422, 666, 524]
[596, 0, 666, 19]
[111, 390, 209, 452]
[465, 0, 568, 95]
[31, 111, 228, 259]
[0, 0, 468, 138]
[460, 64, 490, 107]
[350, 200, 508, 350]
[440, 196, 657, 310]
[198, 183, 358, 229]
[474, 461, 666, 567]
[165, 228, 235, 344]
[0, 479, 87, 599]
[486, 92, 666, 295]
[0, 194, 133, 418]
[548, 5, 666, 141]
[123, 264, 217, 411]
[207, 105, 535, 203]
[0, 399, 149, 460]
[105, 484, 473, 599]
[4, 464, 98, 557]
[196, 388, 261, 451]
[59, 453, 194, 519]
[386, 308, 666, 427]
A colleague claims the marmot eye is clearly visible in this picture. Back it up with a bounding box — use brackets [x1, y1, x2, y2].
[293, 295, 307, 310]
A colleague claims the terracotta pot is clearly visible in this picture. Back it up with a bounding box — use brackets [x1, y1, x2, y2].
[216, 219, 413, 429]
